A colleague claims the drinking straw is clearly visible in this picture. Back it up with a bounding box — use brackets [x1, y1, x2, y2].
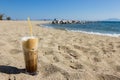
[27, 17, 33, 36]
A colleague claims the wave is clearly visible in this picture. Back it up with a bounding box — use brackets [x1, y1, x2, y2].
[68, 30, 120, 37]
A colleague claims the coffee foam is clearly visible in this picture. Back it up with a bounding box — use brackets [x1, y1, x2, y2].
[22, 36, 36, 41]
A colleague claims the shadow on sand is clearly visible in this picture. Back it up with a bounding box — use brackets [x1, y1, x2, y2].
[0, 65, 25, 74]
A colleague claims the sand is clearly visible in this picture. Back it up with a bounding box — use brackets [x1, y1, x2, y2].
[0, 20, 120, 80]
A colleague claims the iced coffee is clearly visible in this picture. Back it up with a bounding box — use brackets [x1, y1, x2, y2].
[22, 36, 38, 75]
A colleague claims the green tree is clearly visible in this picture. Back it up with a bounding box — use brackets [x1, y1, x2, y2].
[0, 14, 4, 20]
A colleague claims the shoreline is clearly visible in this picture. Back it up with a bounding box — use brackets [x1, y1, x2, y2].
[42, 23, 120, 37]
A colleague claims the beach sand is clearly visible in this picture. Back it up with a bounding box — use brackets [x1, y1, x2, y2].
[0, 21, 120, 80]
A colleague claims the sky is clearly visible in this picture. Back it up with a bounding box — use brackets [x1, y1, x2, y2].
[0, 0, 120, 20]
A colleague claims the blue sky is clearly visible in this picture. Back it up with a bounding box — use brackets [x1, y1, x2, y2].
[0, 0, 120, 20]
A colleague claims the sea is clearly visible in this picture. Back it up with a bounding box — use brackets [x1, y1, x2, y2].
[43, 21, 120, 37]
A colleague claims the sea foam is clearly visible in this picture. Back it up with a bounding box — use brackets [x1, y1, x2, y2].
[69, 30, 120, 37]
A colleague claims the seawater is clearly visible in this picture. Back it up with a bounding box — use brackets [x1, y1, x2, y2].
[43, 21, 120, 37]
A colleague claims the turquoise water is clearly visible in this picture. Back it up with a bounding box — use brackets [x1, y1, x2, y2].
[44, 21, 120, 37]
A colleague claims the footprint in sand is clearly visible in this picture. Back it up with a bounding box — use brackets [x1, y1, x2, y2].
[73, 45, 90, 53]
[63, 54, 72, 60]
[116, 45, 120, 48]
[115, 65, 120, 72]
[53, 56, 59, 62]
[59, 45, 79, 59]
[93, 57, 101, 62]
[10, 49, 22, 54]
[98, 74, 120, 80]
[67, 50, 79, 59]
[59, 45, 69, 51]
[41, 64, 60, 77]
[101, 48, 108, 54]
[108, 42, 114, 48]
[89, 50, 99, 56]
[70, 63, 83, 70]
[42, 64, 73, 80]
[73, 45, 81, 50]
[44, 50, 54, 55]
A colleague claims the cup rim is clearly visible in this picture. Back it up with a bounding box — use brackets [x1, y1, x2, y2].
[21, 36, 38, 41]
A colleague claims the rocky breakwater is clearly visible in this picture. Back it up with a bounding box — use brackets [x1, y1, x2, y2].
[51, 19, 95, 24]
